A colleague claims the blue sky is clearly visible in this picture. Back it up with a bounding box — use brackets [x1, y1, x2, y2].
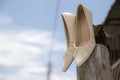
[0, 0, 114, 80]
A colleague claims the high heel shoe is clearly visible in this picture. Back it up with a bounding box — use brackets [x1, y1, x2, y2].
[73, 4, 96, 66]
[61, 13, 76, 72]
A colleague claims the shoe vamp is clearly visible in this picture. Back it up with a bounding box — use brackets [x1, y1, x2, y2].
[64, 47, 75, 59]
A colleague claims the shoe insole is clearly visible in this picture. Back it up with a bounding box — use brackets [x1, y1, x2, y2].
[75, 9, 90, 47]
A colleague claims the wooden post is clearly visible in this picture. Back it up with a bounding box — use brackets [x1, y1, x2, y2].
[77, 44, 114, 80]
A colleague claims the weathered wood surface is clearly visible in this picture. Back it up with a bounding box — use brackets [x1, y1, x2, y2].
[111, 59, 120, 80]
[77, 44, 114, 80]
[106, 34, 120, 65]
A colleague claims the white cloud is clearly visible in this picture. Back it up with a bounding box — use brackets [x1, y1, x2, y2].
[0, 31, 44, 66]
[0, 30, 65, 65]
[0, 55, 14, 66]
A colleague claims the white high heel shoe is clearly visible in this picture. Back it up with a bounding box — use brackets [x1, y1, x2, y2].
[73, 4, 96, 66]
[61, 13, 76, 72]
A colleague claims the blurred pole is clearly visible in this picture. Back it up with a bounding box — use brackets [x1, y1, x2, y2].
[47, 0, 61, 80]
[47, 61, 51, 80]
